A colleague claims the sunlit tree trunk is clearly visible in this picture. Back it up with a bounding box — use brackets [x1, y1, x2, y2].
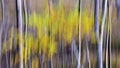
[94, 0, 107, 68]
[99, 0, 107, 68]
[16, 0, 23, 68]
[77, 0, 82, 68]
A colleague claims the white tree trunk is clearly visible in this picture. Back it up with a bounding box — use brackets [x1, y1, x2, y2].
[77, 0, 82, 68]
[16, 0, 23, 68]
[94, 0, 100, 68]
[99, 0, 107, 68]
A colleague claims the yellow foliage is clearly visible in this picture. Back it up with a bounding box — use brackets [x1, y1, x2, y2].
[81, 10, 94, 37]
[50, 6, 56, 22]
[48, 38, 57, 57]
[40, 34, 49, 54]
[62, 9, 78, 43]
[29, 12, 39, 26]
[32, 57, 39, 68]
[26, 34, 33, 57]
[91, 31, 97, 44]
[27, 5, 95, 57]
[32, 39, 39, 54]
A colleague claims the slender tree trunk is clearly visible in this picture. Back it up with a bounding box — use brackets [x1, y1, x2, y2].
[16, 0, 23, 68]
[108, 1, 113, 67]
[85, 36, 90, 68]
[99, 0, 107, 68]
[77, 0, 82, 68]
[117, 0, 120, 18]
[27, 0, 31, 67]
[0, 0, 5, 67]
[23, 0, 28, 67]
[71, 38, 78, 60]
[82, 48, 86, 68]
[106, 22, 109, 68]
[10, 27, 14, 68]
[105, 1, 113, 68]
[94, 0, 101, 68]
[48, 0, 53, 68]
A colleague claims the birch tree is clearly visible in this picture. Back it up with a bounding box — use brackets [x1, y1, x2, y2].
[105, 1, 113, 68]
[16, 0, 23, 68]
[77, 0, 82, 68]
[94, 0, 107, 68]
[108, 1, 113, 68]
[23, 0, 28, 67]
[94, 0, 101, 67]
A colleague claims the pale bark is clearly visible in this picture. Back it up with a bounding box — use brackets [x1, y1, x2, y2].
[77, 0, 82, 68]
[94, 0, 100, 68]
[99, 0, 107, 68]
[71, 39, 78, 60]
[16, 0, 23, 68]
[117, 0, 120, 18]
[86, 37, 90, 68]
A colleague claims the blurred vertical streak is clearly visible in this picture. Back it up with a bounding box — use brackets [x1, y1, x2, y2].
[105, 20, 109, 68]
[117, 0, 120, 18]
[86, 36, 90, 68]
[108, 1, 113, 68]
[94, 0, 100, 68]
[71, 38, 74, 66]
[100, 0, 107, 68]
[77, 0, 82, 68]
[0, 0, 4, 67]
[10, 27, 14, 68]
[23, 0, 28, 67]
[58, 1, 61, 68]
[27, 0, 31, 68]
[0, 9, 1, 68]
[16, 0, 23, 68]
[116, 0, 119, 67]
[105, 2, 109, 68]
[48, 0, 54, 68]
[82, 48, 86, 68]
[71, 38, 78, 61]
[4, 15, 9, 68]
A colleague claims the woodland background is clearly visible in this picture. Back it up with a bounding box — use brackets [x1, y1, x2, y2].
[0, 0, 120, 68]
